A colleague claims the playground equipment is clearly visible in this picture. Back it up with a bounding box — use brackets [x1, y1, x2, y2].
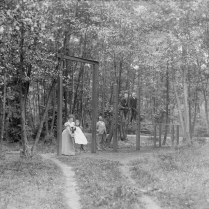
[56, 54, 99, 155]
[56, 55, 179, 154]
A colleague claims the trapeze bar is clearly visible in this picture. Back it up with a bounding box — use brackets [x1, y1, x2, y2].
[57, 53, 99, 65]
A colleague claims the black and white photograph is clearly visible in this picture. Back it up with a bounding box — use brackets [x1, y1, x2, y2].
[1, 0, 209, 208]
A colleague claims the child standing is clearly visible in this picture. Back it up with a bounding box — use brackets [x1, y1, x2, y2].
[75, 119, 85, 151]
[96, 116, 107, 151]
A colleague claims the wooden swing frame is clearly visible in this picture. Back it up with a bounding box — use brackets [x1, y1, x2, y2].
[56, 54, 99, 155]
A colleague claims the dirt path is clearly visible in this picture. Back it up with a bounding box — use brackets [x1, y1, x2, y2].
[41, 151, 162, 209]
[41, 153, 81, 209]
[6, 148, 164, 209]
[78, 150, 163, 209]
[120, 163, 161, 209]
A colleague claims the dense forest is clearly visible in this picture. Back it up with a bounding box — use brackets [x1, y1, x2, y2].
[1, 0, 209, 156]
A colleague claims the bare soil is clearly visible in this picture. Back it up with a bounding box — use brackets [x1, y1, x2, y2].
[41, 153, 81, 209]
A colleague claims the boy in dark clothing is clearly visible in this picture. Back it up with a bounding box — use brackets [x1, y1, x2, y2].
[120, 92, 129, 119]
[130, 92, 137, 122]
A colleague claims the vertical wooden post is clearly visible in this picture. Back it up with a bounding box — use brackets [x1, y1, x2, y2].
[57, 61, 63, 156]
[113, 84, 119, 152]
[154, 124, 157, 148]
[136, 87, 140, 150]
[91, 63, 99, 153]
[171, 125, 175, 147]
[176, 125, 179, 146]
[159, 124, 162, 147]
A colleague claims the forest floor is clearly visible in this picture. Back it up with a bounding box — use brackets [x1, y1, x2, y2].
[0, 152, 68, 209]
[1, 135, 209, 209]
[41, 153, 82, 209]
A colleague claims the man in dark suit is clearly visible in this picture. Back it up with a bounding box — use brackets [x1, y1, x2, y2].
[130, 92, 137, 122]
[120, 92, 129, 119]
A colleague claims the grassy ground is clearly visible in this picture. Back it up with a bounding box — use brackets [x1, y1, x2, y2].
[57, 156, 144, 209]
[34, 132, 177, 155]
[2, 134, 209, 209]
[0, 154, 68, 209]
[129, 143, 209, 209]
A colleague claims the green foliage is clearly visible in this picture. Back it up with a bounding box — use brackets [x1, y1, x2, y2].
[1, 0, 209, 144]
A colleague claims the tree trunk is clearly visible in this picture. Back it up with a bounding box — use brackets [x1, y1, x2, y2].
[5, 104, 12, 143]
[64, 60, 68, 121]
[44, 81, 49, 137]
[45, 109, 49, 136]
[64, 85, 68, 121]
[109, 84, 113, 105]
[0, 70, 7, 151]
[188, 69, 192, 140]
[196, 58, 209, 132]
[31, 79, 56, 153]
[28, 98, 35, 131]
[71, 62, 76, 114]
[183, 67, 191, 144]
[43, 79, 45, 110]
[106, 122, 114, 146]
[50, 88, 56, 135]
[37, 80, 41, 122]
[173, 83, 185, 139]
[19, 23, 30, 158]
[125, 66, 129, 90]
[191, 88, 198, 138]
[102, 62, 106, 118]
[118, 59, 123, 96]
[80, 68, 84, 121]
[121, 121, 127, 141]
[163, 64, 169, 145]
[202, 89, 209, 132]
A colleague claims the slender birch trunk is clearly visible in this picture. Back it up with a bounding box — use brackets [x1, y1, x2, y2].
[0, 70, 7, 151]
[173, 82, 185, 139]
[19, 22, 30, 157]
[183, 67, 191, 144]
[50, 88, 56, 135]
[196, 58, 209, 133]
[163, 65, 169, 145]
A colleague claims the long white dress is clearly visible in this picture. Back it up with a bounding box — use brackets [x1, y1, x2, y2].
[74, 126, 88, 145]
[62, 124, 75, 156]
[64, 122, 88, 144]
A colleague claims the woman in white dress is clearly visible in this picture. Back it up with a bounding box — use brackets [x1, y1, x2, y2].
[62, 115, 88, 156]
[62, 115, 76, 156]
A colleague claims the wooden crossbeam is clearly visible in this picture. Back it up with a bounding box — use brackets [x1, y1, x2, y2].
[57, 54, 99, 65]
[56, 55, 99, 155]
